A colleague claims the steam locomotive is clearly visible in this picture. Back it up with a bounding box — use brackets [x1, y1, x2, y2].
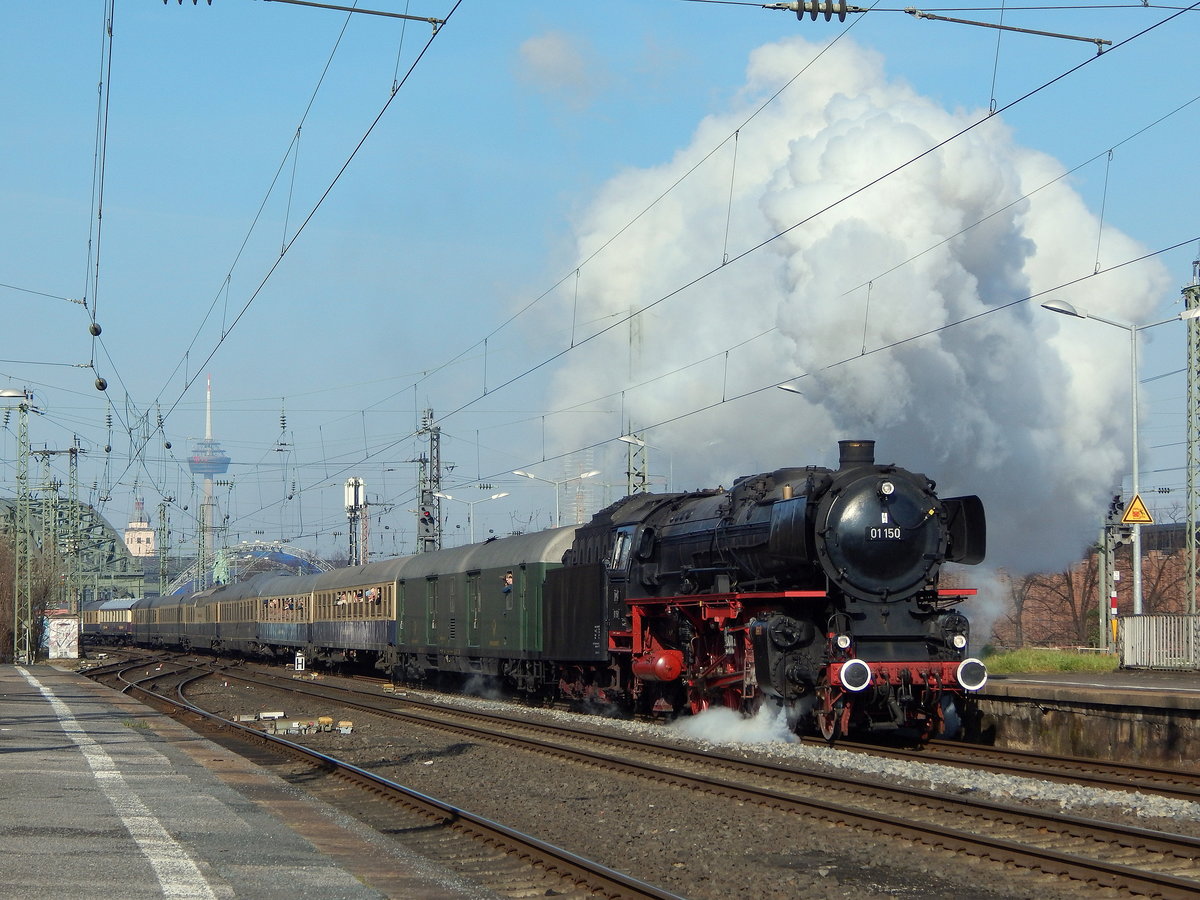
[122, 439, 986, 741]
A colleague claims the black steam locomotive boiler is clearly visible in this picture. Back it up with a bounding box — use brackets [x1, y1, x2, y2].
[546, 439, 987, 740]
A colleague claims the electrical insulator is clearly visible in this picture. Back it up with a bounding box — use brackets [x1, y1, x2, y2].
[772, 1, 853, 22]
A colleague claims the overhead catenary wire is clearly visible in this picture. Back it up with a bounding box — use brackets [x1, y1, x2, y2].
[279, 219, 1200, 537]
[131, 0, 1123, 528]
[381, 0, 1178, 431]
[16, 0, 1190, 554]
[155, 1, 463, 418]
[3, 2, 440, 537]
[65, 0, 419, 520]
[483, 234, 1200, 491]
[94, 1, 464, 526]
[158, 0, 1200, 544]
[420, 0, 1196, 430]
[373, 1, 878, 411]
[160, 1, 372, 402]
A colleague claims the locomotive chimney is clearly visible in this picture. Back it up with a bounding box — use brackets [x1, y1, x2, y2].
[838, 439, 875, 469]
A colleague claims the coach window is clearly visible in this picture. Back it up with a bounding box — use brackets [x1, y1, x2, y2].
[609, 525, 636, 572]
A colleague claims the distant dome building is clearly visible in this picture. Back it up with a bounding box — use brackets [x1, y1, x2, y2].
[123, 496, 156, 558]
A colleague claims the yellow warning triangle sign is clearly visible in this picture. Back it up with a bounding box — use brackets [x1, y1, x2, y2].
[1121, 494, 1154, 525]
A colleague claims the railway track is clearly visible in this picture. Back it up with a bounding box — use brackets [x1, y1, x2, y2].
[184, 663, 1200, 899]
[215, 661, 1200, 806]
[818, 736, 1200, 803]
[91, 658, 684, 900]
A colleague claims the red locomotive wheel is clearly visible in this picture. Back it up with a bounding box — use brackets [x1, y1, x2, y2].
[815, 677, 853, 742]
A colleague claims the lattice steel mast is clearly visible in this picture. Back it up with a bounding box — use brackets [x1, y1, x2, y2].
[1184, 255, 1200, 615]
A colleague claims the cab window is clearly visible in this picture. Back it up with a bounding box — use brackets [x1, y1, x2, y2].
[609, 526, 636, 572]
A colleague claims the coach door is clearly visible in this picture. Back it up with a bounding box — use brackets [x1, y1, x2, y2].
[466, 572, 480, 648]
[425, 577, 437, 646]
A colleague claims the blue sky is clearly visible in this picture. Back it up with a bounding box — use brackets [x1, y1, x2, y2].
[3, 1, 1199, 574]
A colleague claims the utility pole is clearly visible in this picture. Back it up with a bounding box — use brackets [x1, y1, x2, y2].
[5, 391, 37, 663]
[31, 443, 86, 615]
[67, 441, 81, 614]
[416, 409, 442, 552]
[1099, 494, 1132, 650]
[157, 499, 171, 597]
[345, 477, 366, 566]
[623, 427, 648, 496]
[35, 457, 61, 611]
[1184, 254, 1200, 615]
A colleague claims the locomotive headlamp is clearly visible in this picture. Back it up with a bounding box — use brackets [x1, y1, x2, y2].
[839, 659, 872, 692]
[956, 657, 988, 691]
[835, 633, 852, 650]
[950, 634, 968, 650]
[879, 481, 895, 496]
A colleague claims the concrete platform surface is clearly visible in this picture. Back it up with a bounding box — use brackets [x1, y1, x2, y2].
[984, 668, 1200, 710]
[0, 664, 495, 899]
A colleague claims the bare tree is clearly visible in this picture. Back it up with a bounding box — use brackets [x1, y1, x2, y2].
[991, 571, 1039, 650]
[0, 532, 66, 662]
[1021, 554, 1101, 647]
[1139, 548, 1187, 615]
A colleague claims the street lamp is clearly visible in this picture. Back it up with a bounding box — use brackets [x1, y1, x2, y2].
[1041, 299, 1198, 615]
[433, 491, 509, 544]
[512, 469, 600, 527]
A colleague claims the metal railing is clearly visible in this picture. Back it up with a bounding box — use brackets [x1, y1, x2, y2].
[1119, 615, 1200, 670]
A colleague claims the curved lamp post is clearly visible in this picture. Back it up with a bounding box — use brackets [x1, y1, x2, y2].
[1041, 299, 1194, 615]
[512, 470, 599, 527]
[433, 491, 509, 544]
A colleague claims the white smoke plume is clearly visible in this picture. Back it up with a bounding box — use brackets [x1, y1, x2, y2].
[671, 703, 798, 745]
[540, 35, 1170, 576]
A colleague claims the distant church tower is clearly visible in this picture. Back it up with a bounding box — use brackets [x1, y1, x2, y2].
[123, 496, 156, 558]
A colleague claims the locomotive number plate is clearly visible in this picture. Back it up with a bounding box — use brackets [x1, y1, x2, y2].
[866, 526, 903, 541]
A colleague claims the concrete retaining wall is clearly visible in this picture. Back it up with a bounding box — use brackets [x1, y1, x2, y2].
[972, 677, 1200, 772]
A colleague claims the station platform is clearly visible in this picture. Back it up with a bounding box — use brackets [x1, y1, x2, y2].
[982, 668, 1200, 711]
[975, 668, 1200, 768]
[0, 664, 493, 900]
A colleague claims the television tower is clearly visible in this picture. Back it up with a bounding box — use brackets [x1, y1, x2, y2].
[188, 375, 231, 589]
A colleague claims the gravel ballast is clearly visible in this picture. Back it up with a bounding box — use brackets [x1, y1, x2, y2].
[186, 672, 1200, 899]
